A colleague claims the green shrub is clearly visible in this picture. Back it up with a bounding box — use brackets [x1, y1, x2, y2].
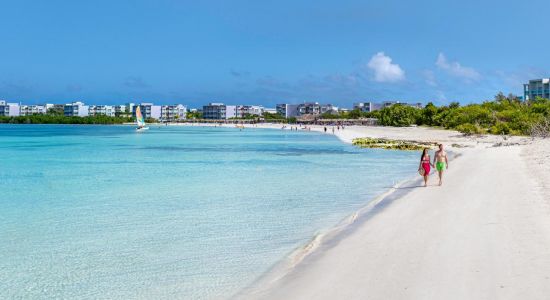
[456, 123, 484, 135]
[490, 122, 511, 135]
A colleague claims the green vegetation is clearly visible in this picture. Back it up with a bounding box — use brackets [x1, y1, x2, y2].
[353, 138, 438, 150]
[294, 93, 549, 137]
[368, 94, 550, 136]
[0, 114, 133, 124]
[262, 112, 286, 120]
[186, 111, 202, 119]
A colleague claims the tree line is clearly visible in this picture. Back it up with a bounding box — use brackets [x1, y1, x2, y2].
[0, 114, 133, 125]
[325, 93, 550, 136]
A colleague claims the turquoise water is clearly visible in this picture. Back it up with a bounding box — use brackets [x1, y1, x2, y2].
[0, 124, 418, 299]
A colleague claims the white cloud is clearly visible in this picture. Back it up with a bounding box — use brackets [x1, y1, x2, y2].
[367, 52, 405, 83]
[436, 53, 481, 81]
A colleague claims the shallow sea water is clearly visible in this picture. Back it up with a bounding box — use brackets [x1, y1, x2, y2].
[0, 124, 418, 299]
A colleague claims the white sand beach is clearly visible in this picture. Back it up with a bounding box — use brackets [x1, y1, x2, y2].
[216, 124, 550, 300]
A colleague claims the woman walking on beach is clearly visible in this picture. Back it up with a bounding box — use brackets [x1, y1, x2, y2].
[419, 148, 432, 187]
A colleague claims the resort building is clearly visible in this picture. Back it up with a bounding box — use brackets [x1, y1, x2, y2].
[226, 105, 237, 119]
[320, 104, 339, 114]
[160, 104, 187, 122]
[235, 105, 264, 118]
[200, 104, 264, 119]
[524, 78, 550, 101]
[88, 105, 116, 117]
[132, 103, 161, 120]
[64, 101, 89, 117]
[125, 103, 135, 115]
[113, 105, 132, 117]
[276, 103, 300, 118]
[297, 102, 321, 115]
[19, 104, 50, 116]
[114, 105, 126, 113]
[0, 101, 20, 117]
[202, 103, 227, 119]
[353, 102, 379, 112]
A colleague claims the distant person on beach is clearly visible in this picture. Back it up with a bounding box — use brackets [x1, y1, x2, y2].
[419, 148, 432, 187]
[324, 127, 327, 133]
[433, 144, 449, 186]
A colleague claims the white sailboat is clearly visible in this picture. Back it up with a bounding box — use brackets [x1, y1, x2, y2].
[135, 106, 149, 132]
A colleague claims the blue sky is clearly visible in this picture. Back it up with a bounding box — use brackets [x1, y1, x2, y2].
[0, 0, 548, 107]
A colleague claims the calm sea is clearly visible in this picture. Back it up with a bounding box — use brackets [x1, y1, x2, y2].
[0, 124, 418, 299]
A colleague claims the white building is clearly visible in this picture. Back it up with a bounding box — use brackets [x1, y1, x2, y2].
[225, 105, 237, 119]
[89, 105, 115, 117]
[64, 101, 89, 117]
[125, 103, 135, 115]
[235, 105, 264, 118]
[20, 105, 49, 116]
[133, 103, 161, 120]
[161, 104, 187, 122]
[114, 105, 127, 115]
[0, 101, 20, 117]
[353, 102, 379, 112]
[297, 102, 321, 115]
[276, 103, 300, 118]
[321, 104, 339, 114]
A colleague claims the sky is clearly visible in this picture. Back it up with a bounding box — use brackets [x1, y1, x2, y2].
[0, 0, 548, 108]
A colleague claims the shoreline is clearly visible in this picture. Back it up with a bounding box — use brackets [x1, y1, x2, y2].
[228, 124, 466, 299]
[233, 170, 431, 299]
[222, 124, 550, 300]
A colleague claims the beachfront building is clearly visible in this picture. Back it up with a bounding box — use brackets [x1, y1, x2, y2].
[113, 105, 131, 117]
[132, 103, 161, 120]
[202, 103, 227, 119]
[88, 105, 116, 117]
[19, 104, 50, 116]
[276, 103, 300, 118]
[125, 103, 135, 115]
[353, 102, 379, 112]
[297, 102, 321, 115]
[0, 101, 21, 117]
[321, 104, 339, 115]
[235, 105, 264, 118]
[226, 105, 237, 119]
[160, 104, 187, 122]
[524, 78, 550, 101]
[64, 101, 89, 117]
